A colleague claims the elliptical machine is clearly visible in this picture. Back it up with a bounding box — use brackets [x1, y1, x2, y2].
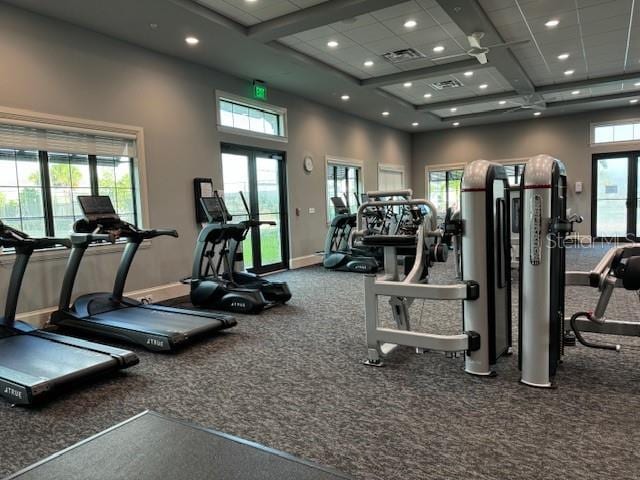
[224, 192, 291, 303]
[322, 196, 380, 273]
[190, 192, 289, 313]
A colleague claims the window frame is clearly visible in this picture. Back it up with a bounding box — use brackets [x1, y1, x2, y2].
[0, 106, 148, 257]
[590, 118, 640, 148]
[324, 155, 363, 222]
[215, 90, 288, 143]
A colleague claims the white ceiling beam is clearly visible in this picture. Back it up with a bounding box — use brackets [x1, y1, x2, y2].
[537, 71, 640, 94]
[360, 59, 489, 88]
[167, 0, 246, 34]
[415, 91, 518, 111]
[247, 0, 408, 43]
[444, 90, 640, 122]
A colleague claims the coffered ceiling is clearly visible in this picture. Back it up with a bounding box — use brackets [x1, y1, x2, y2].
[4, 0, 639, 131]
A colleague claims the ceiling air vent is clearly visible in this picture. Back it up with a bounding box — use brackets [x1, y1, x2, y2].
[430, 79, 464, 90]
[382, 48, 425, 64]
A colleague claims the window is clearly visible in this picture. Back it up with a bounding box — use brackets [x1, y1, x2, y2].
[0, 123, 139, 240]
[217, 94, 286, 139]
[427, 169, 463, 221]
[592, 120, 640, 146]
[326, 163, 361, 220]
[502, 163, 526, 186]
[378, 165, 405, 191]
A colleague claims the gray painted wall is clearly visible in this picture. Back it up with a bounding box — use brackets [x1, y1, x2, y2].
[0, 4, 411, 314]
[411, 106, 640, 237]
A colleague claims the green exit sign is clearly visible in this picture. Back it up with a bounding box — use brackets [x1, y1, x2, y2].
[253, 81, 267, 100]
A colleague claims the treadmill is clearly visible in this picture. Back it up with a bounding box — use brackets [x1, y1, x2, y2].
[0, 220, 138, 405]
[50, 196, 237, 352]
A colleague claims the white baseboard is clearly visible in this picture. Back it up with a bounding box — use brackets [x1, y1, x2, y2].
[16, 282, 190, 329]
[290, 254, 322, 269]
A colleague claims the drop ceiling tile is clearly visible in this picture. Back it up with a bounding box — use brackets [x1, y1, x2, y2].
[371, 1, 423, 21]
[425, 6, 453, 24]
[438, 22, 467, 39]
[402, 27, 454, 49]
[295, 25, 338, 41]
[195, 0, 261, 25]
[581, 29, 629, 49]
[304, 33, 357, 51]
[579, 0, 633, 23]
[580, 14, 633, 37]
[362, 36, 411, 55]
[380, 10, 437, 34]
[480, 0, 520, 13]
[519, 0, 578, 19]
[342, 23, 395, 44]
[252, 2, 302, 20]
[329, 14, 378, 32]
[486, 7, 524, 27]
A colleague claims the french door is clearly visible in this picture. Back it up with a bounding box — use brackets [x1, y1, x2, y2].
[592, 152, 640, 240]
[221, 144, 288, 273]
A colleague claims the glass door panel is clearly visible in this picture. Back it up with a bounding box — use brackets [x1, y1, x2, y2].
[221, 146, 288, 273]
[221, 152, 253, 269]
[256, 156, 283, 267]
[594, 156, 629, 238]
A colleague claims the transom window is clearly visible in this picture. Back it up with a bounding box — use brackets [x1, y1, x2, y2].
[592, 120, 640, 145]
[218, 95, 286, 139]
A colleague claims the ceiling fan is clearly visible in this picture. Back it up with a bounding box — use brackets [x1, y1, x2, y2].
[502, 95, 546, 113]
[432, 32, 530, 64]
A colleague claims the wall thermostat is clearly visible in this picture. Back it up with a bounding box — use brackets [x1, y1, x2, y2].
[575, 181, 583, 193]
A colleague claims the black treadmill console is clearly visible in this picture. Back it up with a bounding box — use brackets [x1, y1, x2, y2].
[77, 195, 121, 223]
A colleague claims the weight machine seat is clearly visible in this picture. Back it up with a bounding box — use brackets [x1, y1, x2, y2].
[361, 235, 416, 247]
[622, 256, 640, 290]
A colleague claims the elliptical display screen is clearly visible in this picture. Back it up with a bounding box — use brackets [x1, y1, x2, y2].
[201, 197, 231, 222]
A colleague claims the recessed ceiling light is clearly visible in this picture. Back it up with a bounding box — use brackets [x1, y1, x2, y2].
[534, 112, 542, 116]
[564, 69, 575, 76]
[246, 0, 258, 2]
[453, 122, 460, 127]
[403, 82, 413, 87]
[634, 82, 640, 87]
[412, 122, 419, 127]
[479, 83, 488, 89]
[149, 23, 158, 30]
[557, 53, 569, 61]
[364, 60, 374, 67]
[571, 90, 580, 95]
[631, 99, 639, 104]
[499, 100, 506, 105]
[463, 71, 474, 77]
[185, 36, 199, 46]
[424, 93, 432, 98]
[450, 107, 457, 112]
[382, 111, 390, 116]
[327, 40, 339, 48]
[404, 19, 417, 28]
[341, 94, 350, 101]
[433, 45, 445, 53]
[545, 19, 560, 28]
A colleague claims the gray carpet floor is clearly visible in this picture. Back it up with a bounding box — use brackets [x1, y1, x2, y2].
[2, 244, 640, 479]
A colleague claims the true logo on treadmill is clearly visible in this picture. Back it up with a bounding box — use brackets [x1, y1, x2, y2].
[3, 386, 22, 399]
[146, 338, 164, 348]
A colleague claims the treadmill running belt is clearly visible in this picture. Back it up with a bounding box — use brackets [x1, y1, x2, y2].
[7, 411, 353, 480]
[90, 307, 226, 335]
